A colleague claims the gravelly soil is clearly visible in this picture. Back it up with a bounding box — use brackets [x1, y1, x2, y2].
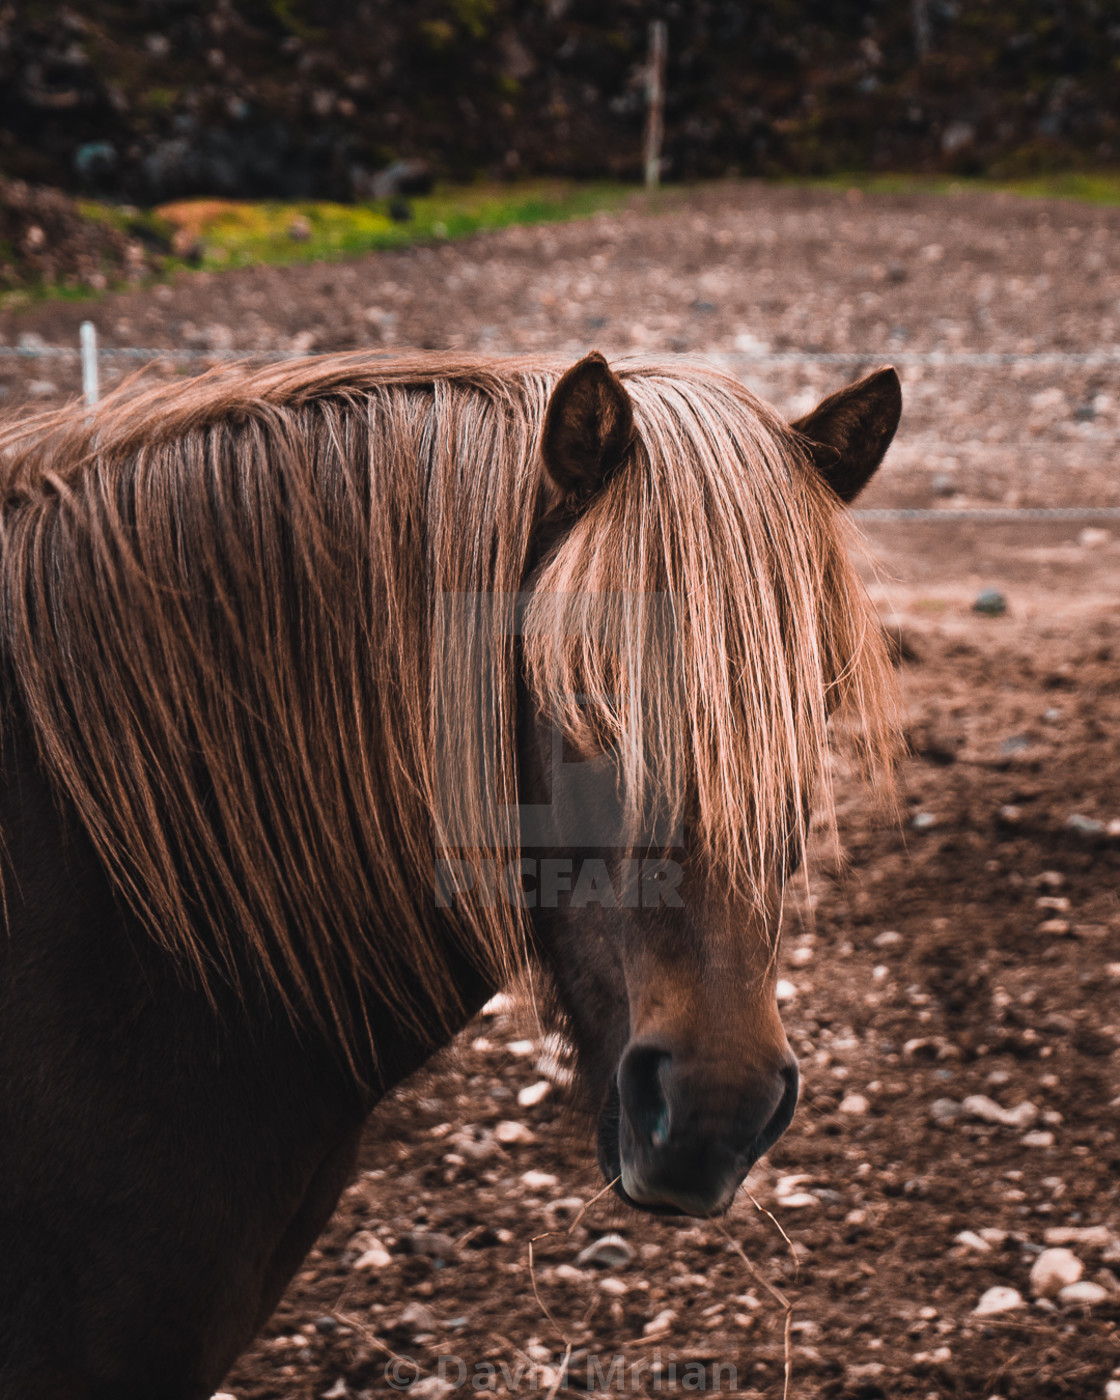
[1, 183, 1117, 1399]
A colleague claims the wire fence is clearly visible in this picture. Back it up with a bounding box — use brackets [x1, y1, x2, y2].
[2, 327, 1118, 524]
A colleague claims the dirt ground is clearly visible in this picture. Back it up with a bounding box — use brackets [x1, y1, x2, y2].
[1, 184, 1118, 1399]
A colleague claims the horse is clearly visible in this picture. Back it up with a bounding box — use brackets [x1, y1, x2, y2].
[0, 350, 901, 1398]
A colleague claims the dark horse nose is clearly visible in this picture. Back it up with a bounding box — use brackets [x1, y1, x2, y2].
[616, 1041, 799, 1216]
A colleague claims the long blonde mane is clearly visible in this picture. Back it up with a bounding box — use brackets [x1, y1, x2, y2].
[0, 353, 898, 1057]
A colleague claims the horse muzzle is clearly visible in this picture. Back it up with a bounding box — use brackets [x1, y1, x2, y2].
[602, 1043, 800, 1217]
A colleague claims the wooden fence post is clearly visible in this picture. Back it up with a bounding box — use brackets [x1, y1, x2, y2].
[643, 20, 667, 190]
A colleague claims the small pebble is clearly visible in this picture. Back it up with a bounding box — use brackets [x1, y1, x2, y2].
[397, 1301, 438, 1333]
[973, 1285, 1025, 1316]
[576, 1233, 636, 1269]
[1022, 1129, 1055, 1148]
[775, 978, 797, 1001]
[973, 588, 1007, 616]
[643, 1307, 677, 1337]
[873, 930, 903, 947]
[911, 811, 938, 830]
[517, 1080, 551, 1107]
[1057, 1280, 1108, 1305]
[494, 1120, 535, 1145]
[1067, 813, 1105, 836]
[929, 1097, 962, 1125]
[839, 1092, 870, 1115]
[599, 1277, 629, 1295]
[354, 1245, 392, 1269]
[1030, 1247, 1083, 1298]
[521, 1169, 559, 1191]
[954, 1230, 992, 1253]
[1105, 1381, 1120, 1400]
[961, 1094, 1038, 1129]
[1044, 1226, 1115, 1248]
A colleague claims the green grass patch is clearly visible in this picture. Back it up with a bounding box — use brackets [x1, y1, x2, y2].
[791, 170, 1120, 208]
[155, 180, 631, 273]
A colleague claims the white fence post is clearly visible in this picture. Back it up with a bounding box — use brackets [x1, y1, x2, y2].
[80, 321, 100, 406]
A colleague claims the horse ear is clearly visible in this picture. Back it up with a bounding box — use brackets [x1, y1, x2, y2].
[541, 352, 636, 508]
[792, 366, 902, 504]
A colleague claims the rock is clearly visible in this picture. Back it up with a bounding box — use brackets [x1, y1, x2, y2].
[396, 1301, 438, 1334]
[1057, 1280, 1108, 1305]
[1078, 527, 1111, 548]
[507, 1039, 535, 1055]
[314, 1315, 338, 1334]
[775, 978, 796, 1001]
[27, 380, 58, 397]
[520, 1169, 559, 1191]
[543, 1196, 585, 1229]
[973, 1285, 1025, 1316]
[599, 1277, 629, 1295]
[776, 1191, 819, 1208]
[643, 1307, 677, 1336]
[1030, 1247, 1083, 1298]
[354, 1244, 392, 1269]
[838, 1092, 870, 1115]
[961, 1094, 1038, 1129]
[406, 1379, 456, 1400]
[1067, 813, 1105, 837]
[873, 930, 903, 947]
[1043, 1226, 1115, 1248]
[973, 589, 1007, 616]
[930, 472, 956, 497]
[911, 810, 938, 830]
[929, 1097, 962, 1125]
[517, 1080, 551, 1107]
[401, 1231, 457, 1261]
[954, 1230, 992, 1253]
[494, 1120, 535, 1145]
[1105, 1382, 1120, 1400]
[1022, 1129, 1055, 1148]
[576, 1234, 636, 1269]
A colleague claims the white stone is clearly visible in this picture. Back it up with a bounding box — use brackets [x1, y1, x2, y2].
[775, 979, 797, 1002]
[643, 1308, 677, 1336]
[777, 1192, 819, 1209]
[1104, 1381, 1120, 1400]
[507, 1039, 536, 1055]
[494, 1120, 535, 1144]
[1043, 1226, 1115, 1248]
[1022, 1130, 1055, 1148]
[576, 1233, 636, 1269]
[1030, 1247, 1083, 1298]
[873, 930, 903, 947]
[961, 1094, 1038, 1128]
[1057, 1280, 1108, 1305]
[521, 1169, 559, 1190]
[354, 1245, 392, 1270]
[954, 1230, 992, 1253]
[839, 1093, 871, 1115]
[599, 1277, 629, 1295]
[973, 1286, 1026, 1316]
[517, 1080, 551, 1107]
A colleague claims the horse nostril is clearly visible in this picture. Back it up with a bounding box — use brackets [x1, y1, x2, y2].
[618, 1044, 673, 1148]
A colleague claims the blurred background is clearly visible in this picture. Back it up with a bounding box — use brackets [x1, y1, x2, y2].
[2, 1, 1120, 291]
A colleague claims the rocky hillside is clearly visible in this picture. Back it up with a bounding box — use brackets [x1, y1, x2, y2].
[2, 1, 1118, 203]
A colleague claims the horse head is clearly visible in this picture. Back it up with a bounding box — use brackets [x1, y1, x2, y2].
[517, 353, 902, 1217]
